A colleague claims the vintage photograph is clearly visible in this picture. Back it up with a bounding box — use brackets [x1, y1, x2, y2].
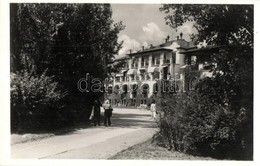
[9, 3, 253, 161]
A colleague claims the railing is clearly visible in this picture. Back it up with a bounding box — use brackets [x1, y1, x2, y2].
[188, 63, 214, 71]
[122, 77, 128, 82]
[120, 63, 128, 69]
[121, 66, 128, 70]
[163, 59, 170, 64]
[151, 63, 159, 67]
[131, 64, 138, 69]
[141, 64, 149, 68]
[140, 75, 145, 80]
[147, 75, 151, 80]
[130, 76, 135, 81]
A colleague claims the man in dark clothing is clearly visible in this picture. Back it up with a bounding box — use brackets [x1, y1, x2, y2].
[103, 100, 113, 127]
[93, 99, 102, 126]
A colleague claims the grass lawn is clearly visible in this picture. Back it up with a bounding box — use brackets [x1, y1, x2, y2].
[110, 139, 216, 160]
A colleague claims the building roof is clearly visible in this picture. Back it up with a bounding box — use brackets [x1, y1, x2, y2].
[179, 46, 220, 54]
[129, 47, 173, 55]
[113, 39, 198, 62]
[113, 55, 130, 62]
[127, 39, 197, 56]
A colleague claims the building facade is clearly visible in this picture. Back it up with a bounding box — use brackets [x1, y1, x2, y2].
[107, 37, 217, 107]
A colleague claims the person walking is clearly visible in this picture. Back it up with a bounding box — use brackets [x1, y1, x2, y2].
[103, 100, 113, 127]
[150, 100, 157, 120]
[92, 99, 102, 126]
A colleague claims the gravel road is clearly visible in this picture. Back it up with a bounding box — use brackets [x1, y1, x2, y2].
[11, 108, 158, 159]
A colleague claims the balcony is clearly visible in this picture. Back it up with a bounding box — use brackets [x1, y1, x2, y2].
[163, 59, 170, 64]
[151, 62, 159, 67]
[141, 64, 149, 68]
[183, 65, 213, 80]
[131, 64, 138, 69]
[184, 63, 211, 71]
[115, 78, 120, 82]
[121, 65, 128, 70]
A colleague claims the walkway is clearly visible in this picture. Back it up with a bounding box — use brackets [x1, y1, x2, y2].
[11, 108, 157, 159]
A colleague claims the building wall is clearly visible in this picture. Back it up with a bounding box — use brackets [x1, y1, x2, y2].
[110, 41, 199, 106]
[117, 50, 185, 80]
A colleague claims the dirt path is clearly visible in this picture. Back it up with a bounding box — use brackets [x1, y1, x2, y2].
[11, 108, 158, 159]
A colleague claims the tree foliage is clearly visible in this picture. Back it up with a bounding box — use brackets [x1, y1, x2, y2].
[10, 3, 124, 132]
[10, 70, 67, 131]
[11, 3, 124, 77]
[10, 4, 62, 73]
[160, 4, 253, 47]
[158, 4, 253, 160]
[47, 4, 124, 94]
[198, 47, 253, 159]
[156, 90, 252, 159]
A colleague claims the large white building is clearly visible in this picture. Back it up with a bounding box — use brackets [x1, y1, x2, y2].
[108, 36, 217, 107]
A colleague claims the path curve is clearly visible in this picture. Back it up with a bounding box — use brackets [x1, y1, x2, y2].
[11, 108, 158, 159]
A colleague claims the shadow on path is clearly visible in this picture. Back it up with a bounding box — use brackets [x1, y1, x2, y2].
[110, 113, 157, 129]
[11, 109, 157, 145]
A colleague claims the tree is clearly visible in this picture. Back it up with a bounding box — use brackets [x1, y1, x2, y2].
[10, 4, 63, 73]
[159, 4, 253, 159]
[10, 3, 124, 131]
[47, 4, 124, 101]
[199, 47, 253, 159]
[10, 3, 124, 96]
[160, 4, 253, 47]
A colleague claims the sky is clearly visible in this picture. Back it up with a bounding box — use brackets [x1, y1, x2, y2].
[111, 4, 198, 58]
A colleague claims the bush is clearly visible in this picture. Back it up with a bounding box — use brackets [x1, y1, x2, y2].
[155, 47, 253, 160]
[11, 70, 67, 132]
[156, 91, 251, 160]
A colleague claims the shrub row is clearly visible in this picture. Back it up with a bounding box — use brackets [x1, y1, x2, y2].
[155, 91, 252, 160]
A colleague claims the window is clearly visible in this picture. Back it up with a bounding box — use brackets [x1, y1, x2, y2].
[142, 84, 149, 99]
[141, 57, 144, 67]
[132, 84, 138, 98]
[131, 58, 137, 68]
[122, 85, 128, 94]
[153, 72, 159, 79]
[145, 60, 149, 67]
[140, 73, 145, 80]
[123, 72, 127, 81]
[153, 83, 158, 94]
[152, 54, 160, 66]
[163, 53, 171, 64]
[114, 85, 120, 94]
[108, 86, 113, 94]
[122, 62, 128, 69]
[156, 58, 160, 65]
[172, 52, 176, 64]
[147, 74, 150, 80]
[130, 75, 134, 81]
[152, 56, 155, 65]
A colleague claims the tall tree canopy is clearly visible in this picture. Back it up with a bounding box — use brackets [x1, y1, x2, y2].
[10, 3, 124, 93]
[160, 4, 253, 47]
[10, 4, 125, 131]
[160, 4, 253, 159]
